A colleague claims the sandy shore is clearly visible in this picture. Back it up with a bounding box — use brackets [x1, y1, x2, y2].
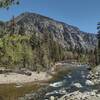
[0, 72, 52, 84]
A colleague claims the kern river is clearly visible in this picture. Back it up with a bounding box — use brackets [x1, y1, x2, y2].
[0, 62, 100, 100]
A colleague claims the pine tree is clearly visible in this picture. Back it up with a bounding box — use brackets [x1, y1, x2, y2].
[19, 24, 25, 35]
[97, 22, 100, 64]
[8, 16, 16, 35]
[94, 47, 98, 65]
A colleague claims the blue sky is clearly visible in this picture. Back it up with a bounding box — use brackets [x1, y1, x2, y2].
[0, 0, 100, 33]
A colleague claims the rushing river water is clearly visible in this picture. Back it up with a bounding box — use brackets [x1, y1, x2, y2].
[45, 64, 100, 99]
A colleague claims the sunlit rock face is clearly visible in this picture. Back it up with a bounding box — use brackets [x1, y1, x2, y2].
[1, 12, 98, 52]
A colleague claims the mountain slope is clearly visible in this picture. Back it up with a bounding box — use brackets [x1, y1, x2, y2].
[0, 12, 97, 51]
[5, 12, 97, 52]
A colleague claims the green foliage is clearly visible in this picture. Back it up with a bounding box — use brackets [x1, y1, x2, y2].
[0, 34, 33, 69]
[0, 29, 66, 71]
[0, 0, 20, 8]
[29, 32, 65, 70]
[97, 22, 100, 64]
[0, 29, 96, 70]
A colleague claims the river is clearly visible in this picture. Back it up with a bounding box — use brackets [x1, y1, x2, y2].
[0, 63, 99, 100]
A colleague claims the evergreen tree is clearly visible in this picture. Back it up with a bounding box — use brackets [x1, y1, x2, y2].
[97, 22, 100, 64]
[94, 47, 98, 65]
[19, 24, 25, 35]
[0, 0, 20, 8]
[7, 16, 16, 35]
[0, 34, 33, 69]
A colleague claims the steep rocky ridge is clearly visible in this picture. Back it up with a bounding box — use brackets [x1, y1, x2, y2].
[4, 12, 97, 52]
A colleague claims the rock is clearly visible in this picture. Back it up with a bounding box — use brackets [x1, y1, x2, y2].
[95, 72, 99, 76]
[71, 82, 83, 88]
[16, 69, 32, 76]
[87, 71, 95, 80]
[85, 80, 94, 86]
[58, 91, 98, 100]
[59, 89, 66, 94]
[90, 92, 96, 96]
[3, 12, 97, 52]
[50, 96, 55, 100]
[15, 83, 23, 88]
[50, 81, 63, 87]
[97, 94, 100, 97]
[68, 75, 72, 78]
[46, 90, 59, 96]
[24, 71, 32, 76]
[59, 91, 84, 100]
[94, 65, 100, 73]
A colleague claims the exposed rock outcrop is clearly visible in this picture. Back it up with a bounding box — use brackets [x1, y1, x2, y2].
[1, 12, 97, 52]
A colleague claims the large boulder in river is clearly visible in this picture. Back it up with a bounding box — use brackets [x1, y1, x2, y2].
[71, 82, 83, 88]
[94, 65, 100, 73]
[85, 80, 94, 86]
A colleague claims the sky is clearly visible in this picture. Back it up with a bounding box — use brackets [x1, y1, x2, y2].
[0, 0, 100, 33]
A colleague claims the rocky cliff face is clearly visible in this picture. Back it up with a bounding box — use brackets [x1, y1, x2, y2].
[3, 12, 98, 51]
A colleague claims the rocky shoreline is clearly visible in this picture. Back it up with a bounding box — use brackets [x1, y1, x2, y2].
[58, 67, 100, 100]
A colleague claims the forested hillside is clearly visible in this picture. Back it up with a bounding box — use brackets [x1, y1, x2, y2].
[0, 12, 98, 71]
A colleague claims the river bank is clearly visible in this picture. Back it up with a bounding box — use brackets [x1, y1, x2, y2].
[0, 63, 100, 100]
[0, 62, 73, 100]
[0, 62, 78, 84]
[0, 71, 53, 100]
[0, 71, 52, 84]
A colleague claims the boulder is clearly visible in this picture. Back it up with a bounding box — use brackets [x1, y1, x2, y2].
[71, 82, 83, 88]
[50, 96, 55, 100]
[85, 80, 94, 86]
[50, 81, 63, 87]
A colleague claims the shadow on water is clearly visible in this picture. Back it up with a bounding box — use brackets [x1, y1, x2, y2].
[0, 83, 41, 100]
[0, 96, 4, 100]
